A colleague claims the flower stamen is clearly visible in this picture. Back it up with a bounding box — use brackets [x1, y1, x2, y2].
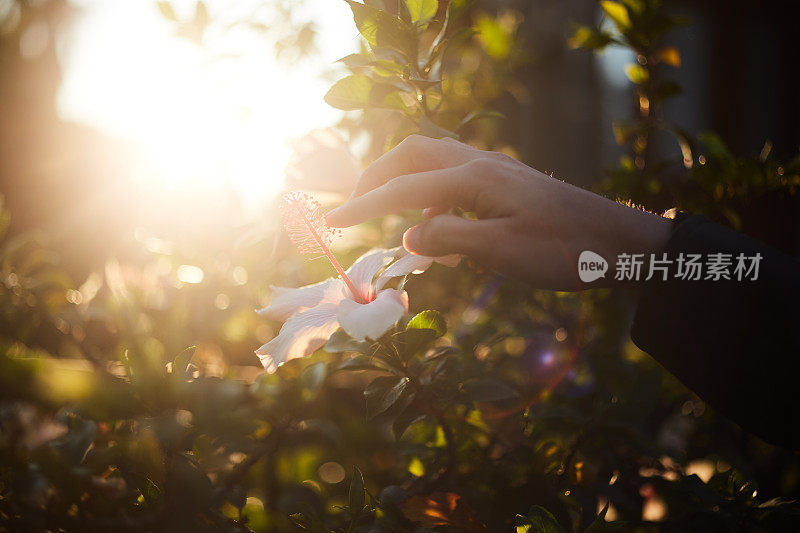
[281, 191, 366, 304]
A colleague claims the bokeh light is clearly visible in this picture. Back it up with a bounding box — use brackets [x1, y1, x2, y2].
[57, 0, 356, 211]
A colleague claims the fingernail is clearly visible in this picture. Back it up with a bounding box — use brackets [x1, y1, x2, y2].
[403, 224, 424, 252]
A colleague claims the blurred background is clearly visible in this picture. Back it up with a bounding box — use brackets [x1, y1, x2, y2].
[2, 0, 798, 270]
[2, 0, 799, 367]
[2, 0, 800, 529]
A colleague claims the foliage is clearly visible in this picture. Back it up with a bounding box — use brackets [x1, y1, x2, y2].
[328, 0, 519, 158]
[2, 0, 800, 532]
[570, 0, 800, 225]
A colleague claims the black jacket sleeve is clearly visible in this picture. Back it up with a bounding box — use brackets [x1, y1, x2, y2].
[630, 214, 800, 449]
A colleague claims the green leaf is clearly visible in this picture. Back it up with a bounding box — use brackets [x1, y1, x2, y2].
[326, 329, 372, 353]
[405, 0, 438, 25]
[585, 503, 626, 532]
[338, 355, 390, 372]
[51, 414, 97, 465]
[345, 0, 416, 57]
[567, 26, 614, 50]
[364, 376, 412, 419]
[460, 378, 518, 402]
[141, 478, 162, 503]
[404, 310, 447, 356]
[337, 53, 372, 69]
[325, 74, 373, 110]
[424, 1, 456, 72]
[515, 506, 562, 533]
[301, 362, 327, 392]
[369, 59, 407, 77]
[403, 330, 437, 357]
[325, 75, 409, 112]
[157, 1, 177, 20]
[458, 110, 505, 130]
[392, 407, 425, 440]
[409, 77, 441, 91]
[600, 1, 631, 30]
[424, 345, 460, 361]
[621, 0, 645, 15]
[407, 310, 447, 337]
[290, 503, 329, 533]
[379, 91, 413, 114]
[624, 64, 649, 84]
[172, 345, 196, 375]
[349, 466, 366, 517]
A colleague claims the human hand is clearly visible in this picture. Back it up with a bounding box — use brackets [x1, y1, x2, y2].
[325, 135, 672, 290]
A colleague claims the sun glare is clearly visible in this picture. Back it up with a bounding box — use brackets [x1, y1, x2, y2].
[57, 0, 356, 210]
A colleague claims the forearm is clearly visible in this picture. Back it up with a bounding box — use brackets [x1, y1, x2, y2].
[554, 183, 673, 289]
[630, 215, 800, 449]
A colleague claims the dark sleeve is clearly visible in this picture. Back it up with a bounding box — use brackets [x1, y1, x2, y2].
[630, 214, 800, 449]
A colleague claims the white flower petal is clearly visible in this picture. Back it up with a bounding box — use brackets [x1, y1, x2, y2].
[345, 248, 399, 300]
[337, 289, 409, 341]
[257, 279, 347, 321]
[434, 254, 462, 268]
[255, 303, 340, 372]
[375, 252, 462, 291]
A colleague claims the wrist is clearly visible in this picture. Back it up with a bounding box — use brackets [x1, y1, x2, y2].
[593, 203, 673, 288]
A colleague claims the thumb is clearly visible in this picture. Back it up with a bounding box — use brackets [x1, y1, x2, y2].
[402, 214, 497, 260]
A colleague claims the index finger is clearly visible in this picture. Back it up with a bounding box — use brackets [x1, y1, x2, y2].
[351, 134, 482, 198]
[327, 160, 487, 227]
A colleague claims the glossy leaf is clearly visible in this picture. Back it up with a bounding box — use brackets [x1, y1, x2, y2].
[624, 64, 649, 84]
[600, 1, 631, 30]
[405, 310, 448, 355]
[172, 345, 196, 376]
[393, 407, 426, 440]
[364, 376, 412, 419]
[407, 310, 447, 337]
[458, 110, 505, 130]
[515, 506, 561, 533]
[337, 53, 372, 69]
[349, 466, 366, 517]
[324, 74, 374, 110]
[345, 0, 417, 57]
[326, 329, 372, 353]
[406, 0, 438, 25]
[301, 362, 326, 392]
[338, 354, 391, 373]
[409, 77, 441, 91]
[324, 74, 409, 112]
[568, 26, 614, 50]
[424, 345, 460, 361]
[585, 503, 626, 532]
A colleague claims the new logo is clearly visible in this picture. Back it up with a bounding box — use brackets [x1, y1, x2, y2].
[578, 251, 608, 283]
